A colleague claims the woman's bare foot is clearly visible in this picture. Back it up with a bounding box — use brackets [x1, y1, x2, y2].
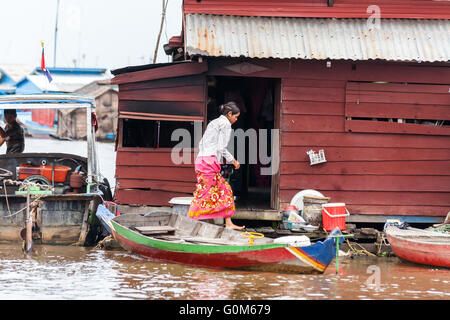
[226, 224, 245, 231]
[225, 218, 245, 230]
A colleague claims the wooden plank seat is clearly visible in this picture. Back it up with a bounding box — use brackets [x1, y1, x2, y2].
[152, 234, 247, 246]
[135, 226, 176, 235]
[182, 236, 246, 246]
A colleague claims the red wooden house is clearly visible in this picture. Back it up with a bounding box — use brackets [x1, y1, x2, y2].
[111, 0, 450, 224]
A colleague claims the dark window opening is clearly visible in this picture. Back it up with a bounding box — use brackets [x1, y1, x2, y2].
[348, 117, 449, 127]
[122, 118, 197, 148]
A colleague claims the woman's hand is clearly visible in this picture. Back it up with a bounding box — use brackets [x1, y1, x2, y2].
[233, 159, 240, 170]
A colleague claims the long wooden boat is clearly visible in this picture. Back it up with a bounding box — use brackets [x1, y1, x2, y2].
[385, 225, 450, 268]
[110, 211, 343, 274]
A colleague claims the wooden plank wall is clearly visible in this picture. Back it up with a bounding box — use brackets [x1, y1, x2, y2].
[279, 78, 450, 217]
[345, 82, 450, 136]
[115, 149, 196, 206]
[114, 70, 206, 206]
[118, 75, 205, 118]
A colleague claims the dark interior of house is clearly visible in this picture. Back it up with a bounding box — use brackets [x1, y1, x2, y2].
[207, 76, 275, 210]
[122, 118, 196, 149]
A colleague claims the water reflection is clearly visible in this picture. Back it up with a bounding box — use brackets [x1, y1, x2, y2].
[0, 244, 448, 300]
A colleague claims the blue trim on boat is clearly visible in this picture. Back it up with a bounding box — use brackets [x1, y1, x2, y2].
[302, 228, 343, 267]
[96, 204, 115, 234]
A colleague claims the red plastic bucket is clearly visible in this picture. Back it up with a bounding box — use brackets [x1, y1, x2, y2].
[322, 203, 349, 231]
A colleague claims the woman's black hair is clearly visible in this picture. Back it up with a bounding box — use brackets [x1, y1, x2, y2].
[219, 101, 240, 116]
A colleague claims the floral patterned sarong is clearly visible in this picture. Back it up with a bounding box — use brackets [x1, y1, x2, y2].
[188, 156, 235, 220]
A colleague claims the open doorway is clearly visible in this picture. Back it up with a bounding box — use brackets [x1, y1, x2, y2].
[206, 76, 279, 211]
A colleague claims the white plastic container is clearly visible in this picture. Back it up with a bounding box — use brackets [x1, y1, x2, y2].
[273, 235, 311, 247]
[288, 211, 306, 223]
[169, 197, 194, 216]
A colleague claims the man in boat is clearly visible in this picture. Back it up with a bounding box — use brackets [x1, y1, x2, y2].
[0, 109, 25, 154]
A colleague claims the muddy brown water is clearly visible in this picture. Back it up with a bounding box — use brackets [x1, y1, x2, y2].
[0, 243, 448, 300]
[1, 138, 449, 300]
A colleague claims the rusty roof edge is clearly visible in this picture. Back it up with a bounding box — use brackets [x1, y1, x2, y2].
[184, 14, 450, 63]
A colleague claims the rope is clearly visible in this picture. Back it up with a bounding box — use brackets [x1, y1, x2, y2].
[0, 179, 53, 219]
[4, 179, 54, 190]
[345, 238, 377, 257]
[426, 224, 450, 234]
[3, 179, 12, 220]
[376, 232, 390, 256]
[0, 198, 43, 219]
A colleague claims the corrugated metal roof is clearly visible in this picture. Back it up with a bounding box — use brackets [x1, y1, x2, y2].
[16, 70, 111, 94]
[0, 64, 34, 83]
[185, 14, 450, 62]
[75, 81, 118, 97]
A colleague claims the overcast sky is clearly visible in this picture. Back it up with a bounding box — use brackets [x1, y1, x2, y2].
[0, 0, 183, 71]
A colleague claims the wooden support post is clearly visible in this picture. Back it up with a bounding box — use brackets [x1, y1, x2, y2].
[77, 202, 91, 246]
[25, 188, 33, 253]
[335, 235, 340, 274]
[86, 104, 93, 193]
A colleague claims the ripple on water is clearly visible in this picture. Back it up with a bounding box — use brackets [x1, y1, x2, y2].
[0, 245, 449, 300]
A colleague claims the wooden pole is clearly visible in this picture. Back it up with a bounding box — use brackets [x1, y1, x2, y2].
[153, 0, 168, 63]
[25, 188, 33, 253]
[86, 104, 93, 193]
[76, 202, 90, 246]
[335, 236, 339, 274]
[53, 0, 60, 67]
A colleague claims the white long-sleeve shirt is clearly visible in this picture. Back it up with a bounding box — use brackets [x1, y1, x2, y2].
[197, 115, 234, 163]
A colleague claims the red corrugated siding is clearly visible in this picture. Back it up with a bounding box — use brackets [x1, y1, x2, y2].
[184, 0, 450, 19]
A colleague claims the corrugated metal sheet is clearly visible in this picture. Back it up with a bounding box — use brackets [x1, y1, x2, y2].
[16, 72, 111, 94]
[185, 14, 450, 62]
[0, 64, 34, 83]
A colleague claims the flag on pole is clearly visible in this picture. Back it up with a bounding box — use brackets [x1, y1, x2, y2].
[40, 40, 53, 83]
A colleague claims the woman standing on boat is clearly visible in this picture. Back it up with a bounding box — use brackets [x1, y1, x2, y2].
[188, 102, 245, 230]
